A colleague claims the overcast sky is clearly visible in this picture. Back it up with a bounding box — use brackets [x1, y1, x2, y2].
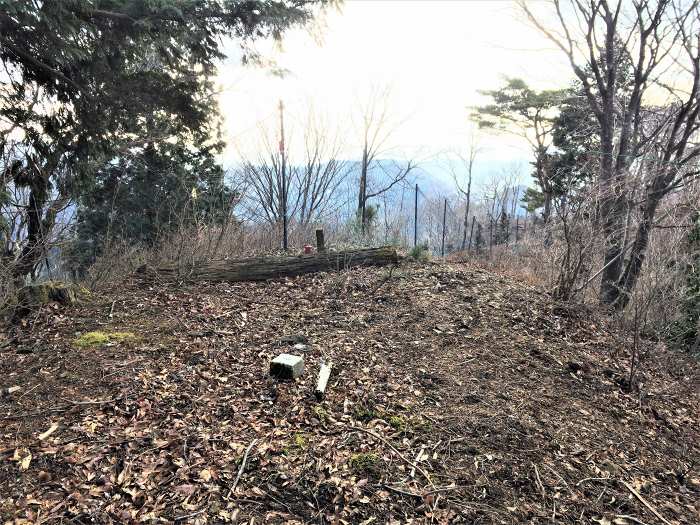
[216, 0, 574, 186]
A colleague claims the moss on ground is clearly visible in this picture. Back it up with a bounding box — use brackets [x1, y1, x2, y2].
[313, 406, 330, 423]
[283, 432, 309, 455]
[388, 415, 407, 432]
[74, 331, 136, 348]
[353, 404, 379, 422]
[349, 452, 380, 475]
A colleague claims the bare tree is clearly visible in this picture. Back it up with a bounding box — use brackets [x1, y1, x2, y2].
[446, 131, 481, 250]
[238, 108, 351, 231]
[355, 86, 418, 235]
[520, 0, 700, 308]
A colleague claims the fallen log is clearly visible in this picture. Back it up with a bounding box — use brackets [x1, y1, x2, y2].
[141, 247, 399, 283]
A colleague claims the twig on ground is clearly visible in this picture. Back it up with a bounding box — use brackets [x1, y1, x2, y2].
[543, 463, 573, 495]
[1, 408, 70, 421]
[384, 484, 421, 498]
[620, 480, 672, 525]
[38, 422, 59, 441]
[575, 476, 612, 486]
[532, 462, 546, 499]
[0, 338, 17, 350]
[16, 384, 39, 401]
[615, 515, 650, 525]
[227, 438, 259, 498]
[424, 485, 460, 495]
[384, 484, 459, 498]
[3, 395, 128, 421]
[174, 507, 207, 522]
[62, 395, 126, 406]
[349, 425, 434, 487]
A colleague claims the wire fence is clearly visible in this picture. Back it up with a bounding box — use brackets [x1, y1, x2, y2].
[266, 182, 537, 259]
[392, 183, 533, 257]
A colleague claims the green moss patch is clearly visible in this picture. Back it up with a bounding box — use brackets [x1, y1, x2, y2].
[349, 452, 380, 475]
[313, 406, 330, 423]
[388, 415, 407, 432]
[74, 331, 136, 348]
[353, 404, 379, 422]
[283, 432, 309, 455]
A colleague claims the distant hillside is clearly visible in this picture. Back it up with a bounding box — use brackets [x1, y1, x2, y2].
[225, 156, 535, 215]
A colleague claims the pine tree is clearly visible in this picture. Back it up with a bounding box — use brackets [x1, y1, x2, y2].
[496, 209, 510, 245]
[70, 140, 236, 270]
[472, 78, 566, 224]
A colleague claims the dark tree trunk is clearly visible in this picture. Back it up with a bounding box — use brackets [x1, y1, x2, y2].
[613, 201, 657, 310]
[598, 120, 628, 306]
[461, 207, 469, 251]
[12, 172, 67, 282]
[542, 189, 552, 224]
[358, 144, 368, 235]
[613, 167, 676, 309]
[460, 175, 472, 251]
[468, 216, 476, 251]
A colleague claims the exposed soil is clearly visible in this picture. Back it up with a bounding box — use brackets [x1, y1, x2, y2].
[1, 262, 699, 524]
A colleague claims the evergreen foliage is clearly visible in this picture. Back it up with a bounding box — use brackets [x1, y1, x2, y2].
[71, 140, 237, 269]
[472, 77, 566, 222]
[0, 0, 328, 277]
[496, 209, 510, 245]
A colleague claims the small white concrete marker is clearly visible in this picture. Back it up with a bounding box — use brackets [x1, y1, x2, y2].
[270, 353, 304, 380]
[315, 360, 333, 400]
[293, 343, 308, 352]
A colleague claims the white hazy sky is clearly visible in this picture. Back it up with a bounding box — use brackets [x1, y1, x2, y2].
[216, 0, 573, 174]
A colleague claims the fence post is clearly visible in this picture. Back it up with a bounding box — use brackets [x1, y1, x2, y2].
[441, 198, 447, 257]
[414, 183, 418, 248]
[315, 229, 325, 253]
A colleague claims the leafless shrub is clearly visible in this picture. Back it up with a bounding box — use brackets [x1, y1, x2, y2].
[84, 239, 149, 290]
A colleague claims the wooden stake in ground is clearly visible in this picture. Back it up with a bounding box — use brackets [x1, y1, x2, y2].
[315, 229, 325, 253]
[315, 360, 332, 399]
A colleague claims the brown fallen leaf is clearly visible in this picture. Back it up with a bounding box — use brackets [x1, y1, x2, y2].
[174, 484, 197, 496]
[12, 448, 32, 470]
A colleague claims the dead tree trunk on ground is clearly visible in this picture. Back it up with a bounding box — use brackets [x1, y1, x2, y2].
[142, 247, 399, 282]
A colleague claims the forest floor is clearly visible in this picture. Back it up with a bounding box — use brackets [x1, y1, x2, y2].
[1, 261, 699, 524]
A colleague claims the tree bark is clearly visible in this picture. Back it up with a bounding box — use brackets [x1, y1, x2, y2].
[142, 247, 399, 282]
[542, 189, 552, 225]
[12, 170, 69, 282]
[358, 143, 368, 235]
[460, 173, 472, 251]
[468, 216, 476, 251]
[613, 165, 677, 309]
[613, 200, 657, 310]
